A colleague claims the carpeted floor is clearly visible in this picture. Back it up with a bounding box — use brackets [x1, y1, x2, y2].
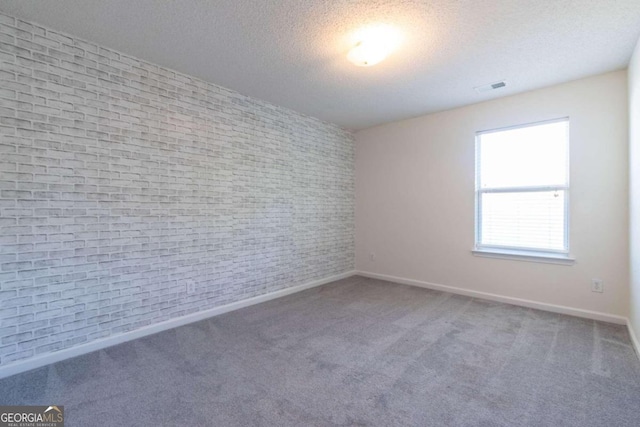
[1, 275, 640, 426]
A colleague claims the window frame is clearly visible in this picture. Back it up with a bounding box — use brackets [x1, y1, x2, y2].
[473, 117, 574, 264]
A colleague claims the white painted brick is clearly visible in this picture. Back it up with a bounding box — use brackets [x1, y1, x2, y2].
[2, 349, 33, 364]
[0, 10, 354, 367]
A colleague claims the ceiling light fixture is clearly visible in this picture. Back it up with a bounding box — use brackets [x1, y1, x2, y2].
[347, 25, 402, 67]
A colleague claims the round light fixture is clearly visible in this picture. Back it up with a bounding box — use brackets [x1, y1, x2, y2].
[347, 25, 402, 67]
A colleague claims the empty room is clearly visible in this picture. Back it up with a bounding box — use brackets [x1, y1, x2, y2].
[0, 0, 640, 426]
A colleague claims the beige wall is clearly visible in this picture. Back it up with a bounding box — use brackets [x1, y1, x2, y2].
[630, 38, 640, 338]
[356, 71, 629, 317]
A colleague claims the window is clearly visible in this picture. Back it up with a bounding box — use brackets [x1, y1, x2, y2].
[474, 118, 573, 264]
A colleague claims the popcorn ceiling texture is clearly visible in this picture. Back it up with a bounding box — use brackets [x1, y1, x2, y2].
[0, 12, 354, 367]
[2, 0, 640, 130]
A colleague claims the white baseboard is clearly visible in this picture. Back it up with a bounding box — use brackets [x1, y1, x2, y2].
[356, 270, 627, 325]
[0, 270, 357, 380]
[627, 319, 640, 362]
[3, 269, 632, 379]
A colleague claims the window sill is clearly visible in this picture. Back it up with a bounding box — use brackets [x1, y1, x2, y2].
[471, 248, 575, 266]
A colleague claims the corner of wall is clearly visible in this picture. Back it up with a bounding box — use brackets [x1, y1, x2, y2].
[628, 33, 640, 356]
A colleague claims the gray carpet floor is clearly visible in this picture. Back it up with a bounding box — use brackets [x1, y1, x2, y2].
[1, 275, 640, 426]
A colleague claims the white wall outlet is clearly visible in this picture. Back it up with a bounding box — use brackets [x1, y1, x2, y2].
[591, 279, 604, 293]
[186, 281, 196, 294]
[369, 253, 376, 262]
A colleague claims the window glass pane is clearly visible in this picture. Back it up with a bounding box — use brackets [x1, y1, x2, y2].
[479, 191, 566, 251]
[479, 121, 568, 189]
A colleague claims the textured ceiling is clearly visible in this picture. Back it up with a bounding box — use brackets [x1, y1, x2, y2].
[1, 0, 639, 130]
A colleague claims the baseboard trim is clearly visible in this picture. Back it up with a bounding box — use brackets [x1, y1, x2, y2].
[356, 271, 626, 325]
[627, 319, 640, 362]
[0, 270, 357, 380]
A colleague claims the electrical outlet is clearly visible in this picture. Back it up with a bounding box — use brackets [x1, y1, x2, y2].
[591, 279, 604, 293]
[186, 281, 196, 294]
[369, 253, 376, 262]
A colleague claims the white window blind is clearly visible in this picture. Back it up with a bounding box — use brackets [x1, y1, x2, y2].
[475, 119, 570, 255]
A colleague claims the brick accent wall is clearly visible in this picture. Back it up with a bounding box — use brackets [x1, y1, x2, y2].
[0, 12, 354, 366]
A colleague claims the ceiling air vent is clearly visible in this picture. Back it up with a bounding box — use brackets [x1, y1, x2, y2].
[474, 80, 507, 94]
